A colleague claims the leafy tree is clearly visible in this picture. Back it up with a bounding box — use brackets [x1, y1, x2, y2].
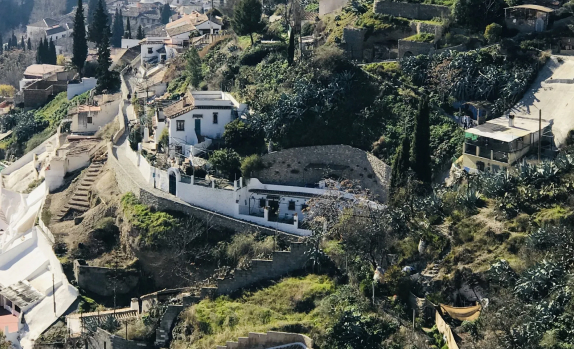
[209, 148, 241, 180]
[27, 37, 31, 50]
[88, 0, 109, 45]
[136, 25, 145, 40]
[57, 55, 66, 66]
[223, 119, 265, 156]
[72, 0, 88, 75]
[125, 17, 132, 39]
[452, 0, 506, 32]
[95, 30, 120, 93]
[324, 310, 397, 349]
[390, 135, 411, 191]
[111, 8, 124, 47]
[484, 22, 503, 44]
[185, 47, 203, 88]
[232, 0, 265, 46]
[161, 3, 171, 24]
[411, 98, 431, 184]
[0, 85, 16, 97]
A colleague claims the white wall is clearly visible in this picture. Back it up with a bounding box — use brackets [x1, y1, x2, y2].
[169, 107, 232, 146]
[2, 134, 58, 176]
[67, 78, 97, 100]
[121, 38, 142, 49]
[177, 181, 236, 216]
[70, 99, 121, 133]
[196, 20, 221, 34]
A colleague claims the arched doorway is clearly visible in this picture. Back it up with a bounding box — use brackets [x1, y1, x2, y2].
[169, 172, 177, 195]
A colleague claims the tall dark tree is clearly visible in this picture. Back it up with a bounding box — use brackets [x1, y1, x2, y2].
[48, 37, 57, 64]
[232, 0, 265, 46]
[95, 30, 120, 93]
[287, 26, 295, 65]
[87, 0, 101, 25]
[111, 8, 123, 47]
[411, 98, 431, 184]
[0, 34, 3, 55]
[390, 135, 411, 193]
[36, 38, 44, 63]
[11, 31, 17, 49]
[72, 0, 88, 75]
[136, 25, 144, 40]
[20, 36, 25, 50]
[88, 0, 109, 45]
[27, 37, 31, 50]
[125, 17, 132, 39]
[161, 3, 171, 24]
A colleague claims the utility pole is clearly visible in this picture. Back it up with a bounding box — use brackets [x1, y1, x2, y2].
[538, 109, 542, 162]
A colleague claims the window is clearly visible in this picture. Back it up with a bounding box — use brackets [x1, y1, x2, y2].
[213, 112, 218, 124]
[176, 120, 185, 131]
[14, 305, 20, 313]
[147, 47, 153, 54]
[288, 200, 295, 211]
[87, 116, 93, 124]
[259, 198, 266, 207]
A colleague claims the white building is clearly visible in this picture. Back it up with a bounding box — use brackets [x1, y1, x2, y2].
[160, 91, 247, 157]
[140, 37, 185, 65]
[68, 93, 122, 134]
[45, 23, 73, 42]
[167, 12, 221, 35]
[27, 18, 72, 42]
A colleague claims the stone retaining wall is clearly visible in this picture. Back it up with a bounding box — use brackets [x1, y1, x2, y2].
[374, 1, 450, 20]
[73, 259, 139, 296]
[88, 328, 152, 349]
[216, 331, 314, 349]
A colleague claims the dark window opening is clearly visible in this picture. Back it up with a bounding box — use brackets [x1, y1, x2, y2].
[176, 120, 185, 131]
[147, 47, 153, 54]
[213, 112, 218, 124]
[259, 198, 266, 207]
[288, 201, 295, 211]
[87, 116, 92, 124]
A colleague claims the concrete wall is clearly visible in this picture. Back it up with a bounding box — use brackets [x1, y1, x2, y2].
[211, 242, 309, 295]
[23, 81, 68, 108]
[73, 260, 139, 297]
[216, 332, 313, 349]
[67, 78, 97, 100]
[319, 0, 348, 16]
[343, 27, 367, 60]
[254, 145, 391, 203]
[374, 1, 450, 20]
[121, 39, 142, 49]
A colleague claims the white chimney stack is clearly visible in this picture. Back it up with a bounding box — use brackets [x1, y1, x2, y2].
[508, 114, 515, 127]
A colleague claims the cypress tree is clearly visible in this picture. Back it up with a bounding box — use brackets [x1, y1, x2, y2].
[87, 0, 99, 25]
[125, 18, 132, 39]
[136, 25, 144, 40]
[287, 26, 294, 65]
[0, 34, 3, 55]
[411, 97, 432, 184]
[20, 36, 25, 50]
[11, 31, 16, 49]
[111, 8, 123, 47]
[49, 37, 57, 64]
[88, 0, 109, 45]
[95, 29, 119, 93]
[119, 9, 124, 36]
[390, 136, 411, 193]
[36, 38, 44, 63]
[161, 3, 171, 24]
[27, 37, 31, 50]
[72, 0, 88, 75]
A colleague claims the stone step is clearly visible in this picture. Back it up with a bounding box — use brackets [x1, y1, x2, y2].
[68, 204, 89, 212]
[72, 196, 89, 202]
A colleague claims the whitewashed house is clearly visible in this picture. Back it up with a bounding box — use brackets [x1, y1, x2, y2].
[160, 91, 247, 156]
[68, 93, 122, 134]
[140, 37, 184, 65]
[27, 18, 72, 42]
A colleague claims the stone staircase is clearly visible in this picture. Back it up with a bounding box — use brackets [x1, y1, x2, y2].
[155, 305, 183, 347]
[55, 160, 106, 221]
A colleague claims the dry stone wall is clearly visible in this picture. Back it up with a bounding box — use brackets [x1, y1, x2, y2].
[254, 145, 391, 202]
[374, 1, 450, 20]
[73, 260, 139, 296]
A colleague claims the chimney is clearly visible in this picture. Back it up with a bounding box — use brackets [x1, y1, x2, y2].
[508, 114, 515, 127]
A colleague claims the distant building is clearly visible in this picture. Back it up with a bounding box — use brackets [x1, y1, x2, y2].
[462, 115, 553, 172]
[319, 0, 348, 16]
[27, 18, 73, 41]
[159, 91, 247, 157]
[167, 11, 221, 35]
[21, 65, 75, 109]
[140, 37, 186, 65]
[505, 5, 553, 32]
[68, 93, 121, 134]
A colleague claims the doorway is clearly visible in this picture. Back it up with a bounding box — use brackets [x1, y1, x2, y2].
[169, 172, 177, 195]
[195, 119, 201, 136]
[268, 198, 279, 222]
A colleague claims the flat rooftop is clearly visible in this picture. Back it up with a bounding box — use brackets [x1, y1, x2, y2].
[465, 116, 551, 142]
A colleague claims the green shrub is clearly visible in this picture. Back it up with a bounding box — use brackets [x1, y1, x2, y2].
[404, 33, 435, 43]
[451, 217, 482, 245]
[225, 233, 274, 267]
[240, 43, 287, 66]
[484, 23, 502, 44]
[209, 148, 242, 181]
[120, 193, 178, 248]
[534, 205, 573, 227]
[241, 154, 264, 178]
